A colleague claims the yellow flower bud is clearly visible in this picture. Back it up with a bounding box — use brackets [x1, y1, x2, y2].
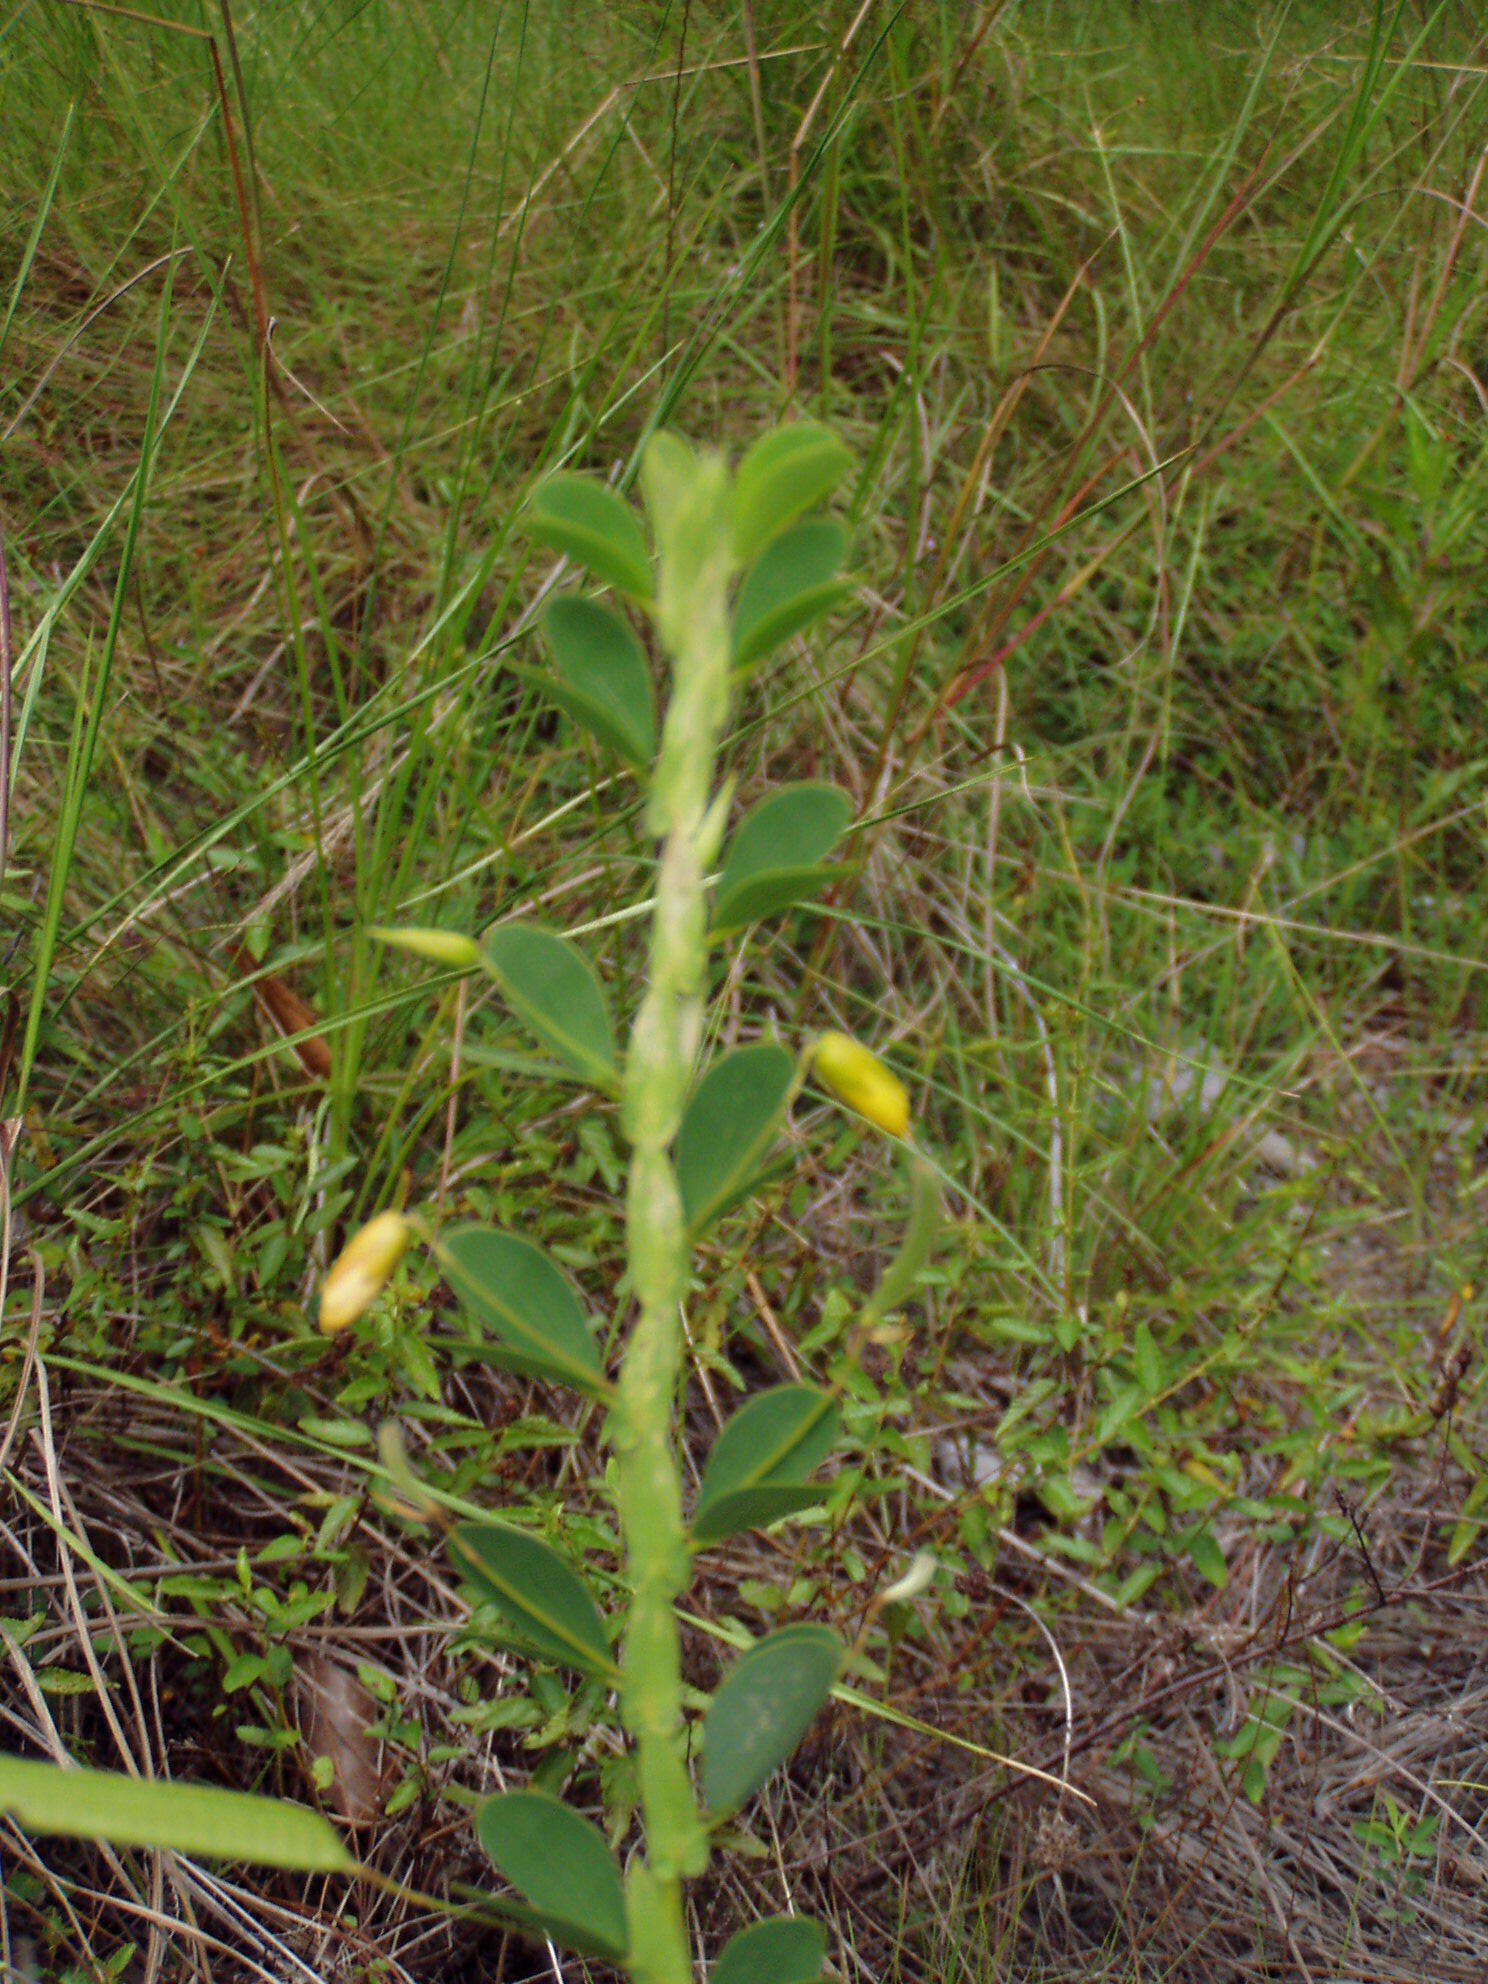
[812, 1031, 911, 1138]
[368, 926, 480, 970]
[319, 1211, 410, 1333]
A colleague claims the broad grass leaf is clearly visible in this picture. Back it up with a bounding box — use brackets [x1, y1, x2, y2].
[714, 1915, 828, 1984]
[701, 1624, 841, 1815]
[476, 1790, 627, 1961]
[479, 924, 619, 1093]
[713, 784, 853, 932]
[450, 1522, 616, 1678]
[526, 474, 650, 599]
[440, 1226, 604, 1394]
[732, 519, 847, 673]
[693, 1386, 840, 1546]
[675, 1043, 794, 1234]
[0, 1757, 352, 1871]
[527, 597, 655, 767]
[732, 424, 852, 564]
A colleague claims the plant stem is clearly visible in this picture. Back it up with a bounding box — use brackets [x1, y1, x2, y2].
[615, 438, 735, 1983]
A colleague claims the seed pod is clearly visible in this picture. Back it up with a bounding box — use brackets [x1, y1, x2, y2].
[319, 1212, 410, 1333]
[812, 1031, 911, 1138]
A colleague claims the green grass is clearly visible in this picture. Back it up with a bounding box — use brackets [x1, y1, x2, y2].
[3, 1, 1487, 1978]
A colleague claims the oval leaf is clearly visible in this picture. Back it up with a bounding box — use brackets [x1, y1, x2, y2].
[732, 519, 848, 674]
[526, 474, 651, 599]
[1188, 1526, 1228, 1590]
[693, 1386, 840, 1547]
[0, 1757, 352, 1872]
[440, 1226, 604, 1394]
[450, 1522, 616, 1678]
[479, 924, 619, 1093]
[477, 1790, 627, 1962]
[527, 596, 656, 767]
[676, 1043, 794, 1234]
[715, 1916, 828, 1984]
[732, 423, 852, 565]
[702, 1624, 841, 1816]
[713, 784, 854, 933]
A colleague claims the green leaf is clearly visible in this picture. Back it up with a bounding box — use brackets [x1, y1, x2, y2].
[702, 1624, 841, 1816]
[693, 1386, 840, 1546]
[450, 1522, 616, 1678]
[1133, 1321, 1162, 1396]
[524, 596, 656, 768]
[476, 1790, 627, 1962]
[479, 924, 619, 1093]
[715, 1916, 828, 1984]
[713, 784, 853, 933]
[1187, 1527, 1228, 1590]
[440, 1226, 605, 1395]
[732, 423, 852, 564]
[526, 474, 651, 599]
[0, 1757, 353, 1872]
[732, 519, 848, 674]
[676, 1043, 794, 1234]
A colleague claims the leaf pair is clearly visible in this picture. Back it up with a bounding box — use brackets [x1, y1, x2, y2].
[526, 423, 851, 588]
[438, 1041, 795, 1388]
[450, 1521, 616, 1681]
[524, 597, 656, 768]
[731, 422, 853, 565]
[445, 1249, 840, 1520]
[702, 1624, 842, 1816]
[676, 1041, 794, 1233]
[477, 1791, 627, 1962]
[522, 472, 654, 768]
[713, 783, 854, 933]
[441, 1225, 604, 1394]
[522, 425, 853, 769]
[473, 1618, 841, 1960]
[693, 1385, 840, 1546]
[716, 1916, 828, 1984]
[476, 787, 856, 1023]
[478, 1792, 826, 1981]
[437, 1240, 612, 1691]
[479, 922, 618, 1092]
[527, 525, 850, 763]
[733, 518, 848, 676]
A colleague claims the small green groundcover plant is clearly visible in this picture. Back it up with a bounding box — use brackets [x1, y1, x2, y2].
[0, 426, 939, 1984]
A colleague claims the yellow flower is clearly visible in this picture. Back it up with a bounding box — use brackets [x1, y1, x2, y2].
[319, 1212, 410, 1333]
[812, 1031, 911, 1138]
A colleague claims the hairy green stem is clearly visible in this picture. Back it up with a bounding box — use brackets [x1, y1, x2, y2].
[615, 438, 735, 1984]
